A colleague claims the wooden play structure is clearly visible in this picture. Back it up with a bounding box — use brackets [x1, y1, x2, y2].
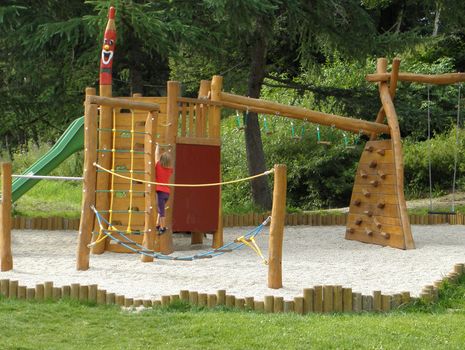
[2, 8, 465, 288]
[72, 8, 465, 274]
[75, 57, 465, 272]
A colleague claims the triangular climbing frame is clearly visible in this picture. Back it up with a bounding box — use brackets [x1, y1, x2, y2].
[346, 139, 415, 249]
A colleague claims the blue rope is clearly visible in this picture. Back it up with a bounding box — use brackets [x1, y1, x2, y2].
[91, 206, 270, 262]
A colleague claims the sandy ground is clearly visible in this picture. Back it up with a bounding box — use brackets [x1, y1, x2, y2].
[1, 225, 465, 300]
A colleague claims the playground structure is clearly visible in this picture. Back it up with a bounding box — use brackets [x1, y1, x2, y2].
[74, 58, 465, 271]
[2, 8, 465, 288]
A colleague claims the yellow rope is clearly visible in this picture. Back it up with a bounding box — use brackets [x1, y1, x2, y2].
[94, 163, 274, 187]
[88, 211, 118, 248]
[107, 109, 118, 233]
[126, 110, 136, 233]
[235, 236, 268, 265]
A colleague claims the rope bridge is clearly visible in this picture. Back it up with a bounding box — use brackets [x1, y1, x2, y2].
[91, 206, 270, 263]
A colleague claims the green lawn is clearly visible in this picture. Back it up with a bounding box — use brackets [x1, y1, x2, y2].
[1, 299, 465, 350]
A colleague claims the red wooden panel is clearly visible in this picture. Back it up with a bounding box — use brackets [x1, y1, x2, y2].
[172, 143, 220, 232]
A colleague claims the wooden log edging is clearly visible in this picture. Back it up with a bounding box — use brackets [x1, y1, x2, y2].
[7, 212, 465, 231]
[0, 263, 463, 314]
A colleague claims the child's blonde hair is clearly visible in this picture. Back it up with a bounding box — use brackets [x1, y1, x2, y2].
[159, 152, 172, 168]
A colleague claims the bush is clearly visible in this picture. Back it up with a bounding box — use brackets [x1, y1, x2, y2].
[403, 127, 465, 198]
[221, 114, 362, 212]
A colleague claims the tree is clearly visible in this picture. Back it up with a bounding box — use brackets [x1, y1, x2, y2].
[0, 0, 192, 154]
[171, 0, 379, 210]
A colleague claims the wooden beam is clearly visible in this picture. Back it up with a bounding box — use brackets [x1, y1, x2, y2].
[86, 95, 160, 112]
[370, 58, 401, 141]
[366, 72, 465, 85]
[141, 112, 157, 262]
[76, 93, 99, 270]
[0, 163, 12, 271]
[176, 136, 221, 147]
[220, 92, 390, 136]
[91, 85, 108, 254]
[158, 81, 179, 254]
[211, 75, 224, 248]
[377, 59, 415, 250]
[268, 164, 287, 289]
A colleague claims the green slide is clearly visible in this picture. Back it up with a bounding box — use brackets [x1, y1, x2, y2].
[12, 116, 85, 202]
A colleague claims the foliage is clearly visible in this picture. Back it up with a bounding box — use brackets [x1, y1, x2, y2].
[221, 112, 362, 211]
[2, 0, 465, 211]
[403, 127, 465, 199]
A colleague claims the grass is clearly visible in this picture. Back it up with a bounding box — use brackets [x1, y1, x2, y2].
[13, 181, 81, 219]
[2, 277, 465, 349]
[9, 181, 464, 219]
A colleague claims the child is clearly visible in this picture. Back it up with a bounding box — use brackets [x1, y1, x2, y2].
[155, 144, 173, 235]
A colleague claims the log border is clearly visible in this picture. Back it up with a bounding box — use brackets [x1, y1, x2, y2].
[8, 212, 464, 231]
[0, 262, 462, 314]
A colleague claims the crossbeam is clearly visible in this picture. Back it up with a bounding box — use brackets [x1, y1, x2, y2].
[366, 72, 465, 85]
[220, 92, 390, 136]
[86, 95, 160, 112]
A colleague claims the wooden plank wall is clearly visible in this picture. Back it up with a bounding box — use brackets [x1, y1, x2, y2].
[9, 212, 465, 230]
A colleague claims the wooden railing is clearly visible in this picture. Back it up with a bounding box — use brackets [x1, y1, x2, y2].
[176, 97, 221, 146]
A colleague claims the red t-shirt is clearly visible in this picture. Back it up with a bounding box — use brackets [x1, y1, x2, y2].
[155, 162, 173, 193]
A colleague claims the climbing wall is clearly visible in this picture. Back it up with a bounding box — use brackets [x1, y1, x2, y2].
[104, 97, 167, 253]
[345, 139, 413, 249]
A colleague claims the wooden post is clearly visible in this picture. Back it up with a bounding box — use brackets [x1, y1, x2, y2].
[323, 285, 334, 313]
[0, 163, 12, 271]
[245, 297, 254, 309]
[303, 288, 314, 314]
[264, 295, 274, 313]
[141, 112, 158, 262]
[274, 296, 284, 312]
[0, 279, 9, 297]
[342, 288, 352, 312]
[198, 293, 207, 306]
[189, 291, 199, 305]
[294, 297, 304, 315]
[92, 7, 116, 254]
[76, 88, 99, 270]
[88, 284, 98, 303]
[334, 285, 343, 312]
[216, 290, 226, 306]
[158, 81, 179, 254]
[210, 75, 224, 248]
[26, 288, 35, 300]
[179, 290, 189, 303]
[370, 57, 401, 140]
[268, 164, 287, 289]
[314, 286, 323, 312]
[376, 58, 415, 249]
[44, 281, 53, 300]
[9, 280, 18, 299]
[35, 284, 45, 301]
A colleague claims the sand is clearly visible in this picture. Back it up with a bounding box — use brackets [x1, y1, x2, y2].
[1, 225, 465, 300]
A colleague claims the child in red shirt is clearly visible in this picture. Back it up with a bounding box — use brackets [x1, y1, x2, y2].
[155, 144, 173, 234]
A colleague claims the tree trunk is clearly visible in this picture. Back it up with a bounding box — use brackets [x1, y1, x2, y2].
[244, 24, 272, 210]
[432, 1, 441, 37]
[129, 66, 144, 95]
